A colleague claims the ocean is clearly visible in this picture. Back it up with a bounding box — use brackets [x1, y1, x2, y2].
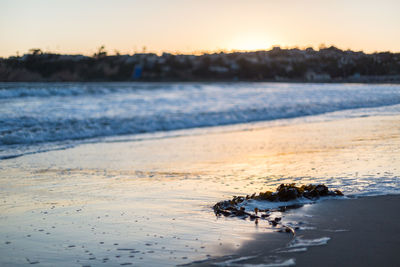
[1, 82, 400, 266]
[1, 82, 400, 160]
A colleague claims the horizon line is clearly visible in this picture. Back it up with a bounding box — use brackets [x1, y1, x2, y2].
[3, 44, 400, 58]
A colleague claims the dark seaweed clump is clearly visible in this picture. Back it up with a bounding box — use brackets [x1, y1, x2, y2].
[213, 183, 343, 218]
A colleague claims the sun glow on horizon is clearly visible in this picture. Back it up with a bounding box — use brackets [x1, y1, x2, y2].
[0, 0, 400, 57]
[226, 34, 275, 52]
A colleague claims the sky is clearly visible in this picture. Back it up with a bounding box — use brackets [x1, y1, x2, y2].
[0, 0, 399, 57]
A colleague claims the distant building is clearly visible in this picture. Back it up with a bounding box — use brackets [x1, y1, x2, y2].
[132, 65, 142, 80]
[305, 71, 331, 82]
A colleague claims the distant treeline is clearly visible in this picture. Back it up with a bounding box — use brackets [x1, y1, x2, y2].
[1, 46, 400, 82]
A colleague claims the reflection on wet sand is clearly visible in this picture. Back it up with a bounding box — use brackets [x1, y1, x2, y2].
[0, 115, 399, 266]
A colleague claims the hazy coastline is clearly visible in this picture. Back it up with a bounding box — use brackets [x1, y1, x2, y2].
[1, 46, 399, 83]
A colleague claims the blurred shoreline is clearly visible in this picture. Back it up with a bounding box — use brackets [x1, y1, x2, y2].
[1, 46, 399, 83]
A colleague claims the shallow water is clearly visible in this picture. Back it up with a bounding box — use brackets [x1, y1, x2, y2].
[1, 113, 399, 266]
[1, 82, 400, 159]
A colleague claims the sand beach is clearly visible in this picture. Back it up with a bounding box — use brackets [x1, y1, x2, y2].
[1, 114, 399, 266]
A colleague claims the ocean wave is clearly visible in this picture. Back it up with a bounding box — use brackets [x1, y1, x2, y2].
[1, 82, 400, 158]
[0, 82, 162, 99]
[0, 102, 399, 147]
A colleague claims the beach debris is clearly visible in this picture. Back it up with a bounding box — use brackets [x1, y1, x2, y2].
[213, 183, 343, 230]
[278, 226, 295, 234]
[213, 183, 343, 238]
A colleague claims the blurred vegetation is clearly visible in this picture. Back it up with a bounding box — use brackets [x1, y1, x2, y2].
[1, 46, 400, 82]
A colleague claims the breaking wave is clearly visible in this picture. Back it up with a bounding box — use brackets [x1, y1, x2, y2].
[1, 82, 400, 159]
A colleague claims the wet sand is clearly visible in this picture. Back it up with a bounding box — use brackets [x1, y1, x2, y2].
[191, 195, 400, 267]
[291, 195, 400, 267]
[0, 115, 399, 266]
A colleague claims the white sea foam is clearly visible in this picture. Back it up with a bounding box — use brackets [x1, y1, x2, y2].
[278, 248, 308, 253]
[213, 255, 258, 266]
[324, 229, 349, 232]
[240, 259, 296, 267]
[213, 256, 295, 267]
[289, 236, 330, 248]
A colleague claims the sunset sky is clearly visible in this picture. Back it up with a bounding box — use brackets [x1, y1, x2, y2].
[1, 0, 399, 57]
